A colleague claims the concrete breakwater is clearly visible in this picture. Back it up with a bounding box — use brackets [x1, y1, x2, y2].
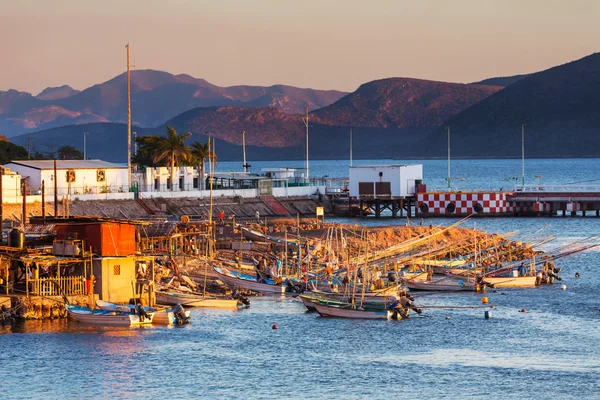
[5, 195, 327, 222]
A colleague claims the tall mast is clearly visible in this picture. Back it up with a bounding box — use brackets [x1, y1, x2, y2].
[521, 124, 525, 186]
[126, 43, 132, 191]
[242, 131, 247, 173]
[302, 106, 310, 184]
[350, 128, 353, 167]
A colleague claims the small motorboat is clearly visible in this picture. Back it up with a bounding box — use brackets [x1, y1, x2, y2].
[66, 304, 154, 327]
[95, 300, 191, 325]
[313, 302, 393, 320]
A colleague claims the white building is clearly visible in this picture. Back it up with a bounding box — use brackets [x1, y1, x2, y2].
[4, 160, 129, 195]
[1, 168, 23, 202]
[133, 166, 203, 192]
[349, 164, 423, 198]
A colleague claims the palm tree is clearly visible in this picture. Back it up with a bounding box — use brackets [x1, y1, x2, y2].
[152, 126, 191, 191]
[190, 139, 217, 184]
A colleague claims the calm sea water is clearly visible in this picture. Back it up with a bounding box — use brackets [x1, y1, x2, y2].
[2, 159, 600, 400]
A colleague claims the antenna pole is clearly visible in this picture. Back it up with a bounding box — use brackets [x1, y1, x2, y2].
[302, 106, 310, 184]
[242, 131, 247, 173]
[126, 43, 132, 192]
[350, 128, 353, 167]
[447, 126, 451, 189]
[521, 124, 525, 186]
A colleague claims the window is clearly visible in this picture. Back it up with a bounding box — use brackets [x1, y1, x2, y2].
[179, 177, 184, 190]
[113, 265, 121, 275]
[193, 177, 199, 189]
[166, 178, 171, 190]
[154, 178, 159, 190]
[97, 170, 106, 182]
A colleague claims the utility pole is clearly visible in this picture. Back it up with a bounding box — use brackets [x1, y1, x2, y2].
[27, 137, 31, 160]
[521, 124, 525, 186]
[242, 131, 249, 173]
[350, 128, 353, 167]
[302, 106, 310, 184]
[83, 132, 88, 160]
[447, 126, 451, 189]
[126, 43, 132, 191]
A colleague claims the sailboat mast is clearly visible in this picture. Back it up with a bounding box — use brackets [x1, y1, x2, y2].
[126, 43, 131, 191]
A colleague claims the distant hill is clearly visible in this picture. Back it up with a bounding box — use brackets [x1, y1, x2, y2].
[0, 70, 347, 137]
[311, 78, 501, 128]
[166, 106, 304, 147]
[421, 53, 600, 158]
[36, 85, 81, 100]
[471, 74, 529, 87]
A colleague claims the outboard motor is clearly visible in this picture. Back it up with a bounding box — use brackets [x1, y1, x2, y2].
[172, 304, 190, 325]
[135, 303, 151, 322]
[232, 289, 251, 307]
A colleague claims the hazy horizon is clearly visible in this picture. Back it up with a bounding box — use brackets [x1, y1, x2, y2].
[1, 0, 598, 94]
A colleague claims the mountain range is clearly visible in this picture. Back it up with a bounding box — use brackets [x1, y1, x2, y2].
[7, 52, 600, 161]
[0, 70, 347, 136]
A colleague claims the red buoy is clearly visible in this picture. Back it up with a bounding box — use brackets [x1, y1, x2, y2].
[519, 308, 527, 313]
[272, 324, 279, 329]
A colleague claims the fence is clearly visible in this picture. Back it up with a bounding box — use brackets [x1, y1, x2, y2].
[30, 276, 87, 296]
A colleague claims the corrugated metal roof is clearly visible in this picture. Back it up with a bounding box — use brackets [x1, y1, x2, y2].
[6, 160, 127, 170]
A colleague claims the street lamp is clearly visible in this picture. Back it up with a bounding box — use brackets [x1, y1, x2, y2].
[83, 132, 88, 160]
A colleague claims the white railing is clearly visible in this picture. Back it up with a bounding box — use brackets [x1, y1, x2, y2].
[515, 185, 600, 193]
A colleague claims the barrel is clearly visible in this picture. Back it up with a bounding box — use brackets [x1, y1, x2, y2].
[8, 228, 24, 249]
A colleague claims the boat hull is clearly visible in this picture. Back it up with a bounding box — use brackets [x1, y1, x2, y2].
[483, 276, 537, 288]
[67, 305, 153, 327]
[156, 291, 239, 309]
[405, 280, 476, 291]
[214, 266, 286, 294]
[313, 303, 390, 320]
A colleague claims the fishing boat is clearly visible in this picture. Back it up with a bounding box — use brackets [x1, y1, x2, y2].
[213, 265, 287, 294]
[482, 275, 537, 288]
[240, 226, 302, 249]
[313, 302, 392, 319]
[66, 304, 154, 327]
[155, 290, 239, 309]
[300, 293, 392, 312]
[405, 278, 478, 291]
[95, 300, 191, 325]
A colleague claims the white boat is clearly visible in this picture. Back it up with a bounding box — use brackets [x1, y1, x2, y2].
[213, 266, 287, 294]
[313, 302, 391, 320]
[483, 275, 537, 288]
[95, 300, 191, 325]
[156, 291, 239, 309]
[66, 305, 154, 327]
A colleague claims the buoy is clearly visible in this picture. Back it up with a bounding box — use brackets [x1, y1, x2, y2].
[445, 316, 450, 320]
[575, 272, 580, 278]
[272, 324, 279, 330]
[519, 308, 527, 313]
[490, 305, 496, 309]
[481, 297, 489, 304]
[561, 284, 567, 290]
[484, 310, 492, 319]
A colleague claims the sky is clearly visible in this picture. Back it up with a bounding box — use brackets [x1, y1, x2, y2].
[1, 0, 598, 94]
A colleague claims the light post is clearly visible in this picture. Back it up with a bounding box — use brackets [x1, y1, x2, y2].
[521, 124, 525, 186]
[83, 132, 88, 160]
